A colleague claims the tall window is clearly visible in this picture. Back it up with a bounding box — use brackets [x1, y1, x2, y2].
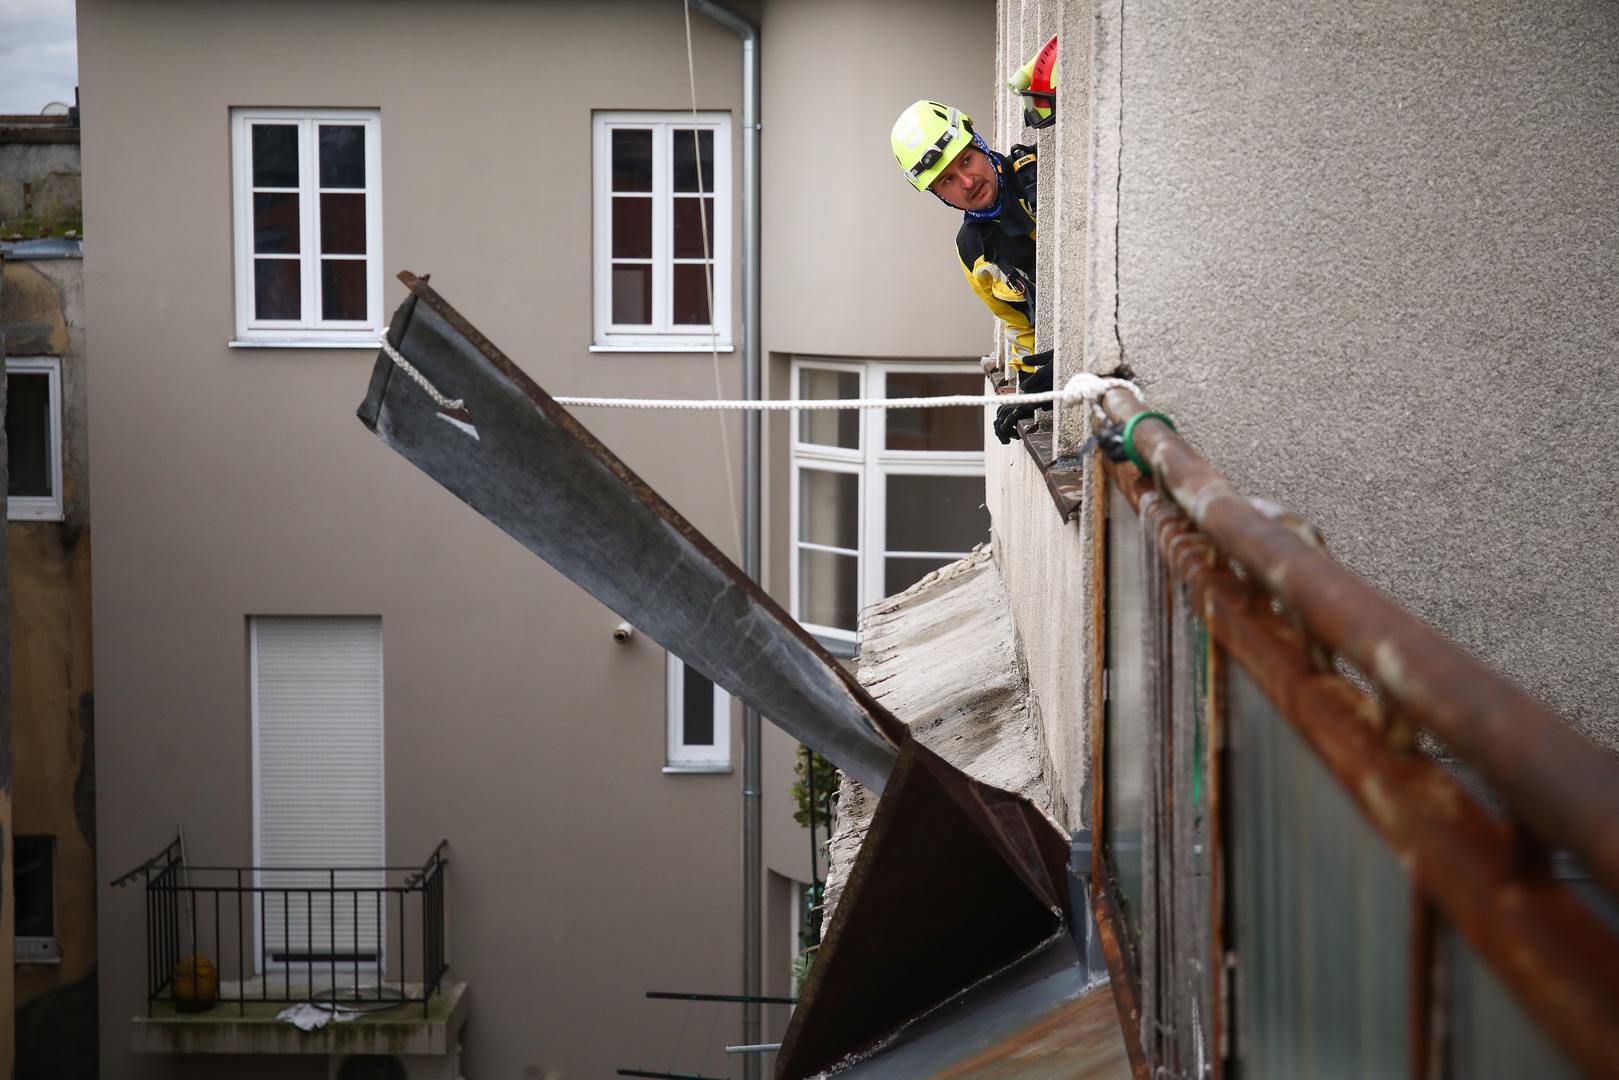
[231, 109, 382, 344]
[6, 356, 63, 521]
[592, 112, 732, 349]
[791, 361, 990, 649]
[666, 654, 731, 771]
[251, 616, 384, 965]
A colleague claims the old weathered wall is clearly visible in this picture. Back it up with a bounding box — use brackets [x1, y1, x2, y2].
[0, 133, 81, 235]
[1105, 0, 1619, 749]
[990, 0, 1619, 841]
[1, 251, 96, 1080]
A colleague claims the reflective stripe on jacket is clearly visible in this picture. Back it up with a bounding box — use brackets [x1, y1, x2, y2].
[955, 145, 1038, 369]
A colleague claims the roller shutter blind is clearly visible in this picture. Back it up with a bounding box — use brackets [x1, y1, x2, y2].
[252, 616, 384, 964]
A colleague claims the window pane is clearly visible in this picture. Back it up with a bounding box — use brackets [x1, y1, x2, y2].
[798, 369, 861, 449]
[612, 129, 654, 192]
[611, 264, 652, 324]
[799, 549, 858, 632]
[320, 193, 366, 255]
[321, 260, 367, 321]
[318, 125, 366, 188]
[682, 665, 716, 746]
[886, 371, 984, 451]
[885, 556, 954, 598]
[15, 837, 53, 938]
[672, 264, 713, 325]
[673, 129, 715, 193]
[799, 469, 857, 549]
[252, 123, 298, 187]
[672, 197, 715, 258]
[885, 474, 988, 552]
[5, 372, 52, 498]
[254, 259, 301, 320]
[611, 197, 652, 258]
[253, 192, 300, 254]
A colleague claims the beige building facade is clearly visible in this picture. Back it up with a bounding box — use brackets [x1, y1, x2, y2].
[80, 1, 992, 1077]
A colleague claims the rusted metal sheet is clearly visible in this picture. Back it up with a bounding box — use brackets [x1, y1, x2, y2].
[774, 737, 1072, 1080]
[826, 935, 1130, 1079]
[1090, 877, 1151, 1080]
[1102, 455, 1619, 1079]
[1099, 389, 1619, 906]
[357, 273, 902, 791]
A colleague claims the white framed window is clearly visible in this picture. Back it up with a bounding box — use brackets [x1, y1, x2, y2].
[592, 111, 732, 350]
[251, 616, 385, 968]
[16, 835, 58, 964]
[6, 355, 63, 522]
[790, 361, 990, 648]
[230, 108, 383, 345]
[665, 653, 731, 771]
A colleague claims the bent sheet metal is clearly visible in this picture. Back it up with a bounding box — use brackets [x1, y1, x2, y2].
[357, 271, 903, 791]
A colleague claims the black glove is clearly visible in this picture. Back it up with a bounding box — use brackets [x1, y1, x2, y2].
[993, 362, 1055, 444]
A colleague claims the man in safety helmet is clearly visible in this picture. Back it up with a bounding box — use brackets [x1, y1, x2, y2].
[891, 41, 1056, 444]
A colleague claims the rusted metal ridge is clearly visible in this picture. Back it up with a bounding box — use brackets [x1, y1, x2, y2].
[1103, 454, 1619, 1078]
[773, 738, 1075, 1079]
[1099, 389, 1619, 905]
[357, 272, 903, 790]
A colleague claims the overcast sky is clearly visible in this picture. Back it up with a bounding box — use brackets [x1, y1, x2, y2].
[0, 0, 78, 115]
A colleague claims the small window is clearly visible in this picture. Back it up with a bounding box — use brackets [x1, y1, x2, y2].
[593, 112, 732, 349]
[231, 109, 382, 344]
[16, 835, 58, 963]
[6, 356, 63, 522]
[790, 361, 989, 648]
[665, 654, 731, 771]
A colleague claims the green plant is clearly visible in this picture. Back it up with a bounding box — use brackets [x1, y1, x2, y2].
[790, 747, 838, 830]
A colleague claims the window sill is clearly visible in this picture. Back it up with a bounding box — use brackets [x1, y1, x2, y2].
[662, 764, 733, 775]
[229, 339, 381, 350]
[590, 344, 735, 354]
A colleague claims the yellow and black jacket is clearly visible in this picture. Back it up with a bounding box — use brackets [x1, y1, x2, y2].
[955, 144, 1038, 370]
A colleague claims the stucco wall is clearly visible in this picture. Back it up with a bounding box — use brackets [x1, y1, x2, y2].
[989, 0, 1619, 842]
[77, 3, 769, 1078]
[759, 0, 995, 361]
[1107, 0, 1619, 748]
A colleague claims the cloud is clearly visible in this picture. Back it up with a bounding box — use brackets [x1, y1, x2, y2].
[0, 0, 79, 114]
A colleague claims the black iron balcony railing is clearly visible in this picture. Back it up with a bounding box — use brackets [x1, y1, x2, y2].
[112, 837, 449, 1018]
[1086, 390, 1619, 1080]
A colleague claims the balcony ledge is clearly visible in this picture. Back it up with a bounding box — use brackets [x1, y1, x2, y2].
[131, 981, 467, 1056]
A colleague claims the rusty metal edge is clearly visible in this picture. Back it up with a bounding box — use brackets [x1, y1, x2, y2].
[1099, 388, 1619, 905]
[1090, 878, 1151, 1080]
[1103, 456, 1619, 1079]
[1087, 453, 1151, 1080]
[1408, 890, 1438, 1080]
[392, 270, 907, 750]
[1203, 599, 1230, 1080]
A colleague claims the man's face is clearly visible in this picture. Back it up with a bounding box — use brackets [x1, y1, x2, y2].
[928, 146, 999, 211]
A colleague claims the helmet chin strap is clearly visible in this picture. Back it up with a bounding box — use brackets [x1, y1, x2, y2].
[933, 131, 1007, 218]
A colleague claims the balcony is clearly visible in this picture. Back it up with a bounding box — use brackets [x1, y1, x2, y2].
[112, 837, 466, 1067]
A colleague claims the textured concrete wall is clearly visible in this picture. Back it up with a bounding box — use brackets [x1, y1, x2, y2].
[990, 0, 1619, 840]
[1110, 0, 1619, 748]
[2, 254, 97, 1080]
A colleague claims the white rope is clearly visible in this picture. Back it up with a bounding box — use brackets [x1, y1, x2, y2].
[550, 373, 1143, 411]
[377, 335, 464, 412]
[375, 339, 1143, 415]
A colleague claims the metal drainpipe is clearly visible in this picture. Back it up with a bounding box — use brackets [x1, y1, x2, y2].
[689, 2, 763, 1076]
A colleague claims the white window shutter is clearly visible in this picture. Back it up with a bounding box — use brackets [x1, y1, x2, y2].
[252, 616, 384, 963]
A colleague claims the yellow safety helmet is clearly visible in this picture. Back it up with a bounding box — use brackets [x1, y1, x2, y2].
[891, 100, 975, 192]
